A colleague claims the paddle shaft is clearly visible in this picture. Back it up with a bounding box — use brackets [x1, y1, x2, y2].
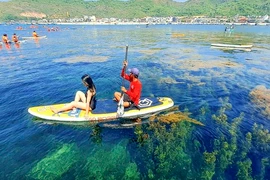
[117, 45, 129, 117]
[125, 45, 128, 61]
[121, 45, 128, 88]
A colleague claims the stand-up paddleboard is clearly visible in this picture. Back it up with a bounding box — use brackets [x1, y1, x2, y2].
[211, 46, 252, 52]
[8, 40, 27, 44]
[21, 36, 47, 39]
[28, 97, 174, 122]
[211, 43, 253, 48]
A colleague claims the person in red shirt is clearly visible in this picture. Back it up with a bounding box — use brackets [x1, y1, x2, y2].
[114, 60, 142, 108]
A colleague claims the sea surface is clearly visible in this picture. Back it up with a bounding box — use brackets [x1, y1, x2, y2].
[0, 24, 270, 179]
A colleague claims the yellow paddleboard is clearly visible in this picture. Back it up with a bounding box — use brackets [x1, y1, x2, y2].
[28, 97, 174, 122]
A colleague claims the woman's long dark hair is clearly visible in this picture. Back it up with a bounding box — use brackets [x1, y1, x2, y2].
[81, 74, 96, 93]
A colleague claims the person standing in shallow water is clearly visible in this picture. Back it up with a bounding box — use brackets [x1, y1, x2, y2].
[32, 31, 38, 37]
[51, 74, 97, 118]
[2, 34, 10, 44]
[12, 33, 19, 43]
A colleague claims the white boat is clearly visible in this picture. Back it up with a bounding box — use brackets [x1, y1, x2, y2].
[211, 43, 253, 48]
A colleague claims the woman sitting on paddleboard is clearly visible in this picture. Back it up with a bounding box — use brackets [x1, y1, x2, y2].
[51, 74, 96, 117]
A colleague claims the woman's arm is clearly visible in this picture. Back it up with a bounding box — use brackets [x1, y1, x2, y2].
[85, 90, 92, 115]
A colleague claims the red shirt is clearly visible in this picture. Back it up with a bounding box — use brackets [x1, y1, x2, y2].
[121, 68, 142, 105]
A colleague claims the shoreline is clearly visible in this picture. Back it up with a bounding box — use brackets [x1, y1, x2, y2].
[1, 22, 269, 26]
[54, 22, 270, 26]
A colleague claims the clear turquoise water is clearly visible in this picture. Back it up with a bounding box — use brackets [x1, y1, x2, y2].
[0, 24, 270, 179]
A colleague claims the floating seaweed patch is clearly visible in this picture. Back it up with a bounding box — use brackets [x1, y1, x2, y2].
[171, 33, 185, 38]
[29, 143, 79, 180]
[139, 48, 161, 55]
[179, 59, 243, 71]
[158, 76, 180, 84]
[250, 85, 270, 118]
[156, 111, 204, 126]
[53, 55, 109, 64]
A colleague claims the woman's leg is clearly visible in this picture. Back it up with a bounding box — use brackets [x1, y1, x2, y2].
[74, 91, 86, 102]
[51, 101, 87, 113]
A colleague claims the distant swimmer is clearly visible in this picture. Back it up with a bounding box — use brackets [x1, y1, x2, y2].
[32, 31, 39, 37]
[12, 33, 19, 43]
[2, 34, 10, 44]
[16, 26, 23, 30]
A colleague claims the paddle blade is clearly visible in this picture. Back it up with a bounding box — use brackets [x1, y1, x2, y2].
[117, 95, 124, 117]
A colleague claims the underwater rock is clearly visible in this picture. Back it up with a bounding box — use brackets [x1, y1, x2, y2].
[29, 143, 79, 180]
[84, 140, 138, 179]
[250, 85, 270, 118]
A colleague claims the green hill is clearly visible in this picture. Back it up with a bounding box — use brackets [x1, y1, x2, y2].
[0, 0, 269, 21]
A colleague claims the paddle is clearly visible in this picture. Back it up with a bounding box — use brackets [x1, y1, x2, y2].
[117, 45, 128, 117]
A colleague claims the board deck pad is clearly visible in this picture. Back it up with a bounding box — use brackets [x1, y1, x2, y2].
[28, 97, 173, 122]
[93, 97, 161, 113]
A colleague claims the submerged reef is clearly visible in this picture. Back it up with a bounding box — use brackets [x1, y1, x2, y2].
[29, 143, 79, 180]
[82, 140, 140, 180]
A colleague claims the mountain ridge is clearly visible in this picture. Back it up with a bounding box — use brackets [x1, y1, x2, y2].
[0, 0, 268, 21]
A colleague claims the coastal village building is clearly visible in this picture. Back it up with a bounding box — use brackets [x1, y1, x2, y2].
[1, 14, 269, 25]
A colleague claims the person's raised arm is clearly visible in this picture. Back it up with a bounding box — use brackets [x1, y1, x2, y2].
[121, 60, 130, 80]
